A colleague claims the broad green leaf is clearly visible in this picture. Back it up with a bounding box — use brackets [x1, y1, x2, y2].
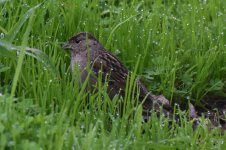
[5, 4, 41, 43]
[0, 39, 57, 75]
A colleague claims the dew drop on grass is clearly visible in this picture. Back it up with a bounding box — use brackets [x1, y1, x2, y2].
[207, 111, 210, 116]
[160, 123, 165, 128]
[80, 124, 85, 129]
[0, 33, 5, 38]
[115, 49, 121, 55]
[217, 12, 223, 16]
[174, 103, 179, 107]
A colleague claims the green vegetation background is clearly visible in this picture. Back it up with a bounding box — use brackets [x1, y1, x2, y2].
[0, 0, 225, 149]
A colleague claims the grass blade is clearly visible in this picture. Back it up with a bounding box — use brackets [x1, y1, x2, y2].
[5, 4, 41, 43]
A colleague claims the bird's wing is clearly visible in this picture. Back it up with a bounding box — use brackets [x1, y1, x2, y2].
[91, 51, 128, 90]
[91, 51, 152, 102]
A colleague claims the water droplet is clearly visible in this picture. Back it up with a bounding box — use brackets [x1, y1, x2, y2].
[0, 33, 5, 38]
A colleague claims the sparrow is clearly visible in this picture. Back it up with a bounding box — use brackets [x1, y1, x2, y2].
[63, 32, 171, 119]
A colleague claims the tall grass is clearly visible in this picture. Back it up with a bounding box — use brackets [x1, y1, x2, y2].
[0, 0, 225, 149]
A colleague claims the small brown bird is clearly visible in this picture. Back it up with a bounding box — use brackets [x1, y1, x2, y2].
[63, 32, 171, 119]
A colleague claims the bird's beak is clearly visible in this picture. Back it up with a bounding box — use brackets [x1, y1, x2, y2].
[62, 42, 71, 50]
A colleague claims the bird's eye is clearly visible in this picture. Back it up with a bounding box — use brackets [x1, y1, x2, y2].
[74, 39, 80, 44]
[70, 37, 80, 44]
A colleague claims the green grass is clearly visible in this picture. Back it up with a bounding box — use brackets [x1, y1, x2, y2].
[0, 0, 226, 149]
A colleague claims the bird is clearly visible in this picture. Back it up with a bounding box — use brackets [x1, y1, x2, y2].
[63, 32, 172, 119]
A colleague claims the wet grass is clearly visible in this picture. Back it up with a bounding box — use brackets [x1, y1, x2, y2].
[0, 0, 226, 149]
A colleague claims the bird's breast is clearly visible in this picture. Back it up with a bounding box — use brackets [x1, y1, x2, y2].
[71, 53, 87, 71]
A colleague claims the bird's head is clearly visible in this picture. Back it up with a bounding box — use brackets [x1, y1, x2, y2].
[62, 32, 98, 53]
